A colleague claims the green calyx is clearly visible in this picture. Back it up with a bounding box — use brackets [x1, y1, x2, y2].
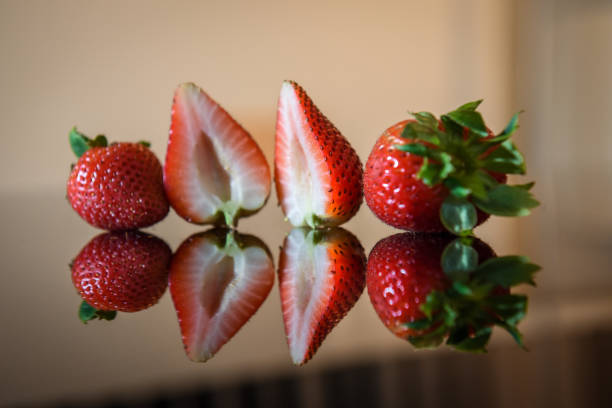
[395, 100, 540, 236]
[78, 300, 117, 324]
[69, 127, 108, 158]
[69, 127, 152, 158]
[403, 238, 541, 353]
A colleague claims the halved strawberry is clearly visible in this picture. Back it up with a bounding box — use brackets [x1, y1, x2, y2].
[278, 227, 366, 365]
[164, 83, 271, 226]
[275, 81, 363, 228]
[169, 228, 274, 362]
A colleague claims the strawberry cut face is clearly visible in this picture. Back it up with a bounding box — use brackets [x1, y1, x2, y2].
[278, 227, 366, 365]
[164, 83, 271, 226]
[169, 228, 274, 362]
[275, 81, 363, 228]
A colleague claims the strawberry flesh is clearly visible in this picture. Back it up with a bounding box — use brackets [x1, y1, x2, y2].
[275, 81, 363, 227]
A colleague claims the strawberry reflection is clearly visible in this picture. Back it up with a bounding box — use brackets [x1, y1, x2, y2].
[366, 233, 540, 353]
[169, 228, 274, 362]
[278, 227, 366, 365]
[71, 231, 172, 322]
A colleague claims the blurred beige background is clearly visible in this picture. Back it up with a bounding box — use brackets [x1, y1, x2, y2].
[1, 0, 611, 407]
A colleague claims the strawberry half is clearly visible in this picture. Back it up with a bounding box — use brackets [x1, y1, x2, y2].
[278, 227, 366, 365]
[164, 83, 271, 227]
[275, 81, 363, 228]
[169, 228, 274, 362]
[71, 231, 172, 320]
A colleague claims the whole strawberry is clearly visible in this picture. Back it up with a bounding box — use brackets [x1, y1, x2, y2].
[275, 81, 363, 228]
[67, 128, 169, 231]
[71, 230, 171, 321]
[278, 227, 366, 365]
[364, 101, 539, 235]
[367, 232, 539, 352]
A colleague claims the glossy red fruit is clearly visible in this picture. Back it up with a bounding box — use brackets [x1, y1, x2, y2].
[278, 227, 366, 365]
[366, 233, 494, 339]
[71, 231, 171, 313]
[164, 83, 271, 227]
[363, 120, 506, 232]
[67, 142, 169, 231]
[275, 81, 363, 228]
[169, 229, 274, 362]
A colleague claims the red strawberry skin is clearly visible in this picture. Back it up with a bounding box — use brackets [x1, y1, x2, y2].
[71, 231, 171, 312]
[67, 143, 169, 231]
[278, 227, 366, 365]
[366, 233, 494, 339]
[275, 81, 363, 227]
[363, 120, 506, 232]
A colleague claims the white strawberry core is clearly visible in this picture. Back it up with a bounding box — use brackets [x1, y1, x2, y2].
[281, 228, 333, 364]
[277, 82, 328, 227]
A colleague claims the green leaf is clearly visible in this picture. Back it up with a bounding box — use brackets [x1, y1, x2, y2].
[456, 99, 483, 111]
[440, 196, 477, 236]
[407, 325, 447, 349]
[481, 140, 526, 174]
[445, 110, 488, 137]
[138, 140, 151, 148]
[394, 142, 432, 156]
[488, 294, 527, 325]
[69, 127, 91, 158]
[473, 184, 540, 217]
[404, 318, 434, 330]
[90, 134, 108, 148]
[449, 326, 492, 353]
[69, 127, 108, 158]
[444, 177, 471, 198]
[454, 172, 488, 200]
[474, 256, 540, 287]
[441, 238, 479, 280]
[498, 112, 520, 139]
[497, 321, 526, 350]
[417, 153, 454, 187]
[400, 122, 439, 145]
[78, 301, 97, 322]
[411, 111, 438, 128]
[78, 301, 117, 323]
[421, 291, 444, 320]
[516, 182, 535, 191]
[452, 281, 473, 296]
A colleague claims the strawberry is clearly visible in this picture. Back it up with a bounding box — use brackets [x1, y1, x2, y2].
[164, 83, 271, 227]
[169, 228, 274, 362]
[71, 231, 172, 321]
[366, 232, 539, 352]
[275, 81, 363, 228]
[67, 128, 169, 231]
[278, 227, 366, 365]
[363, 101, 539, 235]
